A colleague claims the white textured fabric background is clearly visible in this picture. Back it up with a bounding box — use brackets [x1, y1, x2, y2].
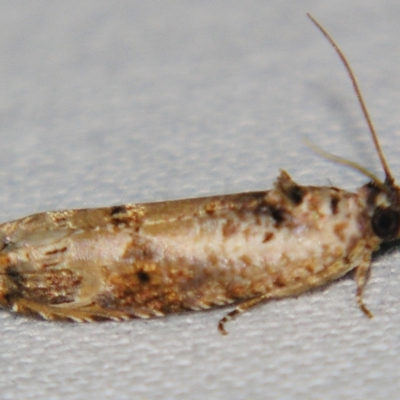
[0, 1, 400, 399]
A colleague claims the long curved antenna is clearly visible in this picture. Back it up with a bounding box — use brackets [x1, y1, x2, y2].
[307, 13, 395, 185]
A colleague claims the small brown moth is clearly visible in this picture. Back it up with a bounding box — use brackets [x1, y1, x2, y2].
[0, 15, 398, 334]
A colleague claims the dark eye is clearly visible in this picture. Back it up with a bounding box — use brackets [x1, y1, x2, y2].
[371, 208, 400, 240]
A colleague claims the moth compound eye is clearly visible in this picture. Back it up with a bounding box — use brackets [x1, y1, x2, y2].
[371, 208, 400, 240]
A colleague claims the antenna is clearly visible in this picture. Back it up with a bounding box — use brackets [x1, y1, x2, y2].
[307, 13, 395, 185]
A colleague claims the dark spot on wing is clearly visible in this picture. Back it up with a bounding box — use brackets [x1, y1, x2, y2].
[254, 201, 285, 226]
[110, 205, 132, 226]
[45, 246, 67, 256]
[330, 195, 339, 215]
[273, 273, 287, 288]
[3, 291, 21, 305]
[269, 206, 285, 226]
[286, 185, 304, 205]
[136, 270, 150, 283]
[263, 232, 274, 242]
[5, 266, 24, 285]
[111, 205, 127, 216]
[4, 267, 24, 306]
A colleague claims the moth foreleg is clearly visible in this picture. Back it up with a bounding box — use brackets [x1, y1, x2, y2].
[354, 255, 373, 318]
[218, 294, 271, 335]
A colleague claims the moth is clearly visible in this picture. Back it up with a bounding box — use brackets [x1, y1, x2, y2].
[0, 15, 398, 335]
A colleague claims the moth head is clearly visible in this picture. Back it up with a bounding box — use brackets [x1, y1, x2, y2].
[369, 183, 400, 241]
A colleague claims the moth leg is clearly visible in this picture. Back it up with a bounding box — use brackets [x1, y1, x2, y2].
[354, 255, 373, 318]
[218, 294, 270, 335]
